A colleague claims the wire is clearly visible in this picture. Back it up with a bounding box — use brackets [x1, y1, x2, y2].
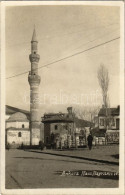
[64, 28, 119, 55]
[6, 36, 120, 80]
[71, 28, 119, 52]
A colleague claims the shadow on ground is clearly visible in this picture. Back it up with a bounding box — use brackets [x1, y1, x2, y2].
[13, 156, 102, 165]
[22, 150, 119, 166]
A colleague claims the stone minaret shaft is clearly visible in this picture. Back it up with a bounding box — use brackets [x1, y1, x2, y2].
[28, 29, 41, 145]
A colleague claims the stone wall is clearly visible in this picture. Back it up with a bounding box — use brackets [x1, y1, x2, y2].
[6, 121, 29, 129]
[7, 129, 30, 146]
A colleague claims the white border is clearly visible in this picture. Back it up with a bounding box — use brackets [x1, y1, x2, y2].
[1, 1, 124, 195]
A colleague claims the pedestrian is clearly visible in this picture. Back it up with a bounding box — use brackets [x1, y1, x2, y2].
[87, 133, 93, 150]
[39, 140, 44, 150]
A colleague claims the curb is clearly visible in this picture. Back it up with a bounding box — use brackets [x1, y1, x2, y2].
[27, 150, 119, 166]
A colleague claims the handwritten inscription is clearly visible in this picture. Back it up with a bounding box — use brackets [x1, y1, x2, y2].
[59, 170, 119, 179]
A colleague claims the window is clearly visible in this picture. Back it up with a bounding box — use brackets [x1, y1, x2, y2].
[55, 125, 58, 130]
[112, 118, 115, 126]
[18, 132, 22, 137]
[100, 119, 104, 126]
[22, 124, 24, 128]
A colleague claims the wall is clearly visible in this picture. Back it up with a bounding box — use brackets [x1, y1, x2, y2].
[44, 122, 74, 145]
[40, 123, 44, 142]
[99, 116, 120, 130]
[44, 123, 50, 144]
[7, 129, 30, 146]
[6, 121, 29, 129]
[51, 122, 68, 134]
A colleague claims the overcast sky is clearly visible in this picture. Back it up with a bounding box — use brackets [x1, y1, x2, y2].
[6, 5, 120, 118]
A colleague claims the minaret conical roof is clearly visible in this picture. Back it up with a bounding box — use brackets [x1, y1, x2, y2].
[32, 28, 37, 42]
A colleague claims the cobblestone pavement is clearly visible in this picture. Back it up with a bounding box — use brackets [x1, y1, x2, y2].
[6, 148, 119, 189]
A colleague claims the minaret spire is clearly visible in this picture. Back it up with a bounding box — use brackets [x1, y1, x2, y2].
[32, 26, 37, 42]
[28, 28, 41, 145]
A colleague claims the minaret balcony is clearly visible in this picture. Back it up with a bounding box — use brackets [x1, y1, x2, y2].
[28, 74, 41, 85]
[29, 53, 40, 63]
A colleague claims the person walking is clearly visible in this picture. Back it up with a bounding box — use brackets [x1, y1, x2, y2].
[87, 133, 93, 150]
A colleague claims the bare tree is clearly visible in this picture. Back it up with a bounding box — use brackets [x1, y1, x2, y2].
[73, 106, 100, 122]
[97, 64, 109, 108]
[97, 64, 110, 129]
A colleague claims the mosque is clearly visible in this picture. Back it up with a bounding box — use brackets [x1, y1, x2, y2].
[5, 29, 93, 149]
[6, 29, 43, 148]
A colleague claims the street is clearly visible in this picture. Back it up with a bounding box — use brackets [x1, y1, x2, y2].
[6, 148, 119, 189]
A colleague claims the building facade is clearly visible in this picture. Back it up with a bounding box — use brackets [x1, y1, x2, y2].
[96, 105, 120, 143]
[42, 112, 74, 148]
[6, 112, 30, 148]
[5, 105, 44, 148]
[98, 105, 120, 131]
[42, 107, 93, 148]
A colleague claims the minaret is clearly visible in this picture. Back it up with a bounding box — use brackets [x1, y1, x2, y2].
[28, 28, 41, 145]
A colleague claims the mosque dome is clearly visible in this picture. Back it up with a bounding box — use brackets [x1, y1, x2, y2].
[7, 112, 29, 122]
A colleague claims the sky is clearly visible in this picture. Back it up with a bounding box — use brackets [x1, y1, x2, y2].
[5, 5, 120, 119]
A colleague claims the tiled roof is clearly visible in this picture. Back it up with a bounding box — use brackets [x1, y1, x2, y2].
[6, 105, 30, 120]
[42, 113, 73, 123]
[7, 112, 29, 122]
[42, 113, 93, 127]
[98, 106, 120, 116]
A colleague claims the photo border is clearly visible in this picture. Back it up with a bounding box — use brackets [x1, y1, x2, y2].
[0, 1, 124, 195]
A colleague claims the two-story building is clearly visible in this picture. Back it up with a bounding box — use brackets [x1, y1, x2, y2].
[97, 105, 120, 143]
[98, 105, 120, 131]
[42, 107, 93, 148]
[42, 112, 73, 148]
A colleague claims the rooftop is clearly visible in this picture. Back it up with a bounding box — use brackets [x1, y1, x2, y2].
[6, 105, 30, 120]
[42, 112, 93, 127]
[7, 112, 29, 122]
[98, 106, 120, 116]
[42, 113, 73, 123]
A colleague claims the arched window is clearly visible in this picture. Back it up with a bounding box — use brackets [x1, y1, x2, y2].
[18, 132, 22, 137]
[22, 124, 24, 128]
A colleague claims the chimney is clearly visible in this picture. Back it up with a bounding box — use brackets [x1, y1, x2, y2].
[117, 105, 120, 112]
[67, 107, 72, 114]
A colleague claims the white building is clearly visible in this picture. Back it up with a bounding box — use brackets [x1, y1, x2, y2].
[6, 112, 30, 148]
